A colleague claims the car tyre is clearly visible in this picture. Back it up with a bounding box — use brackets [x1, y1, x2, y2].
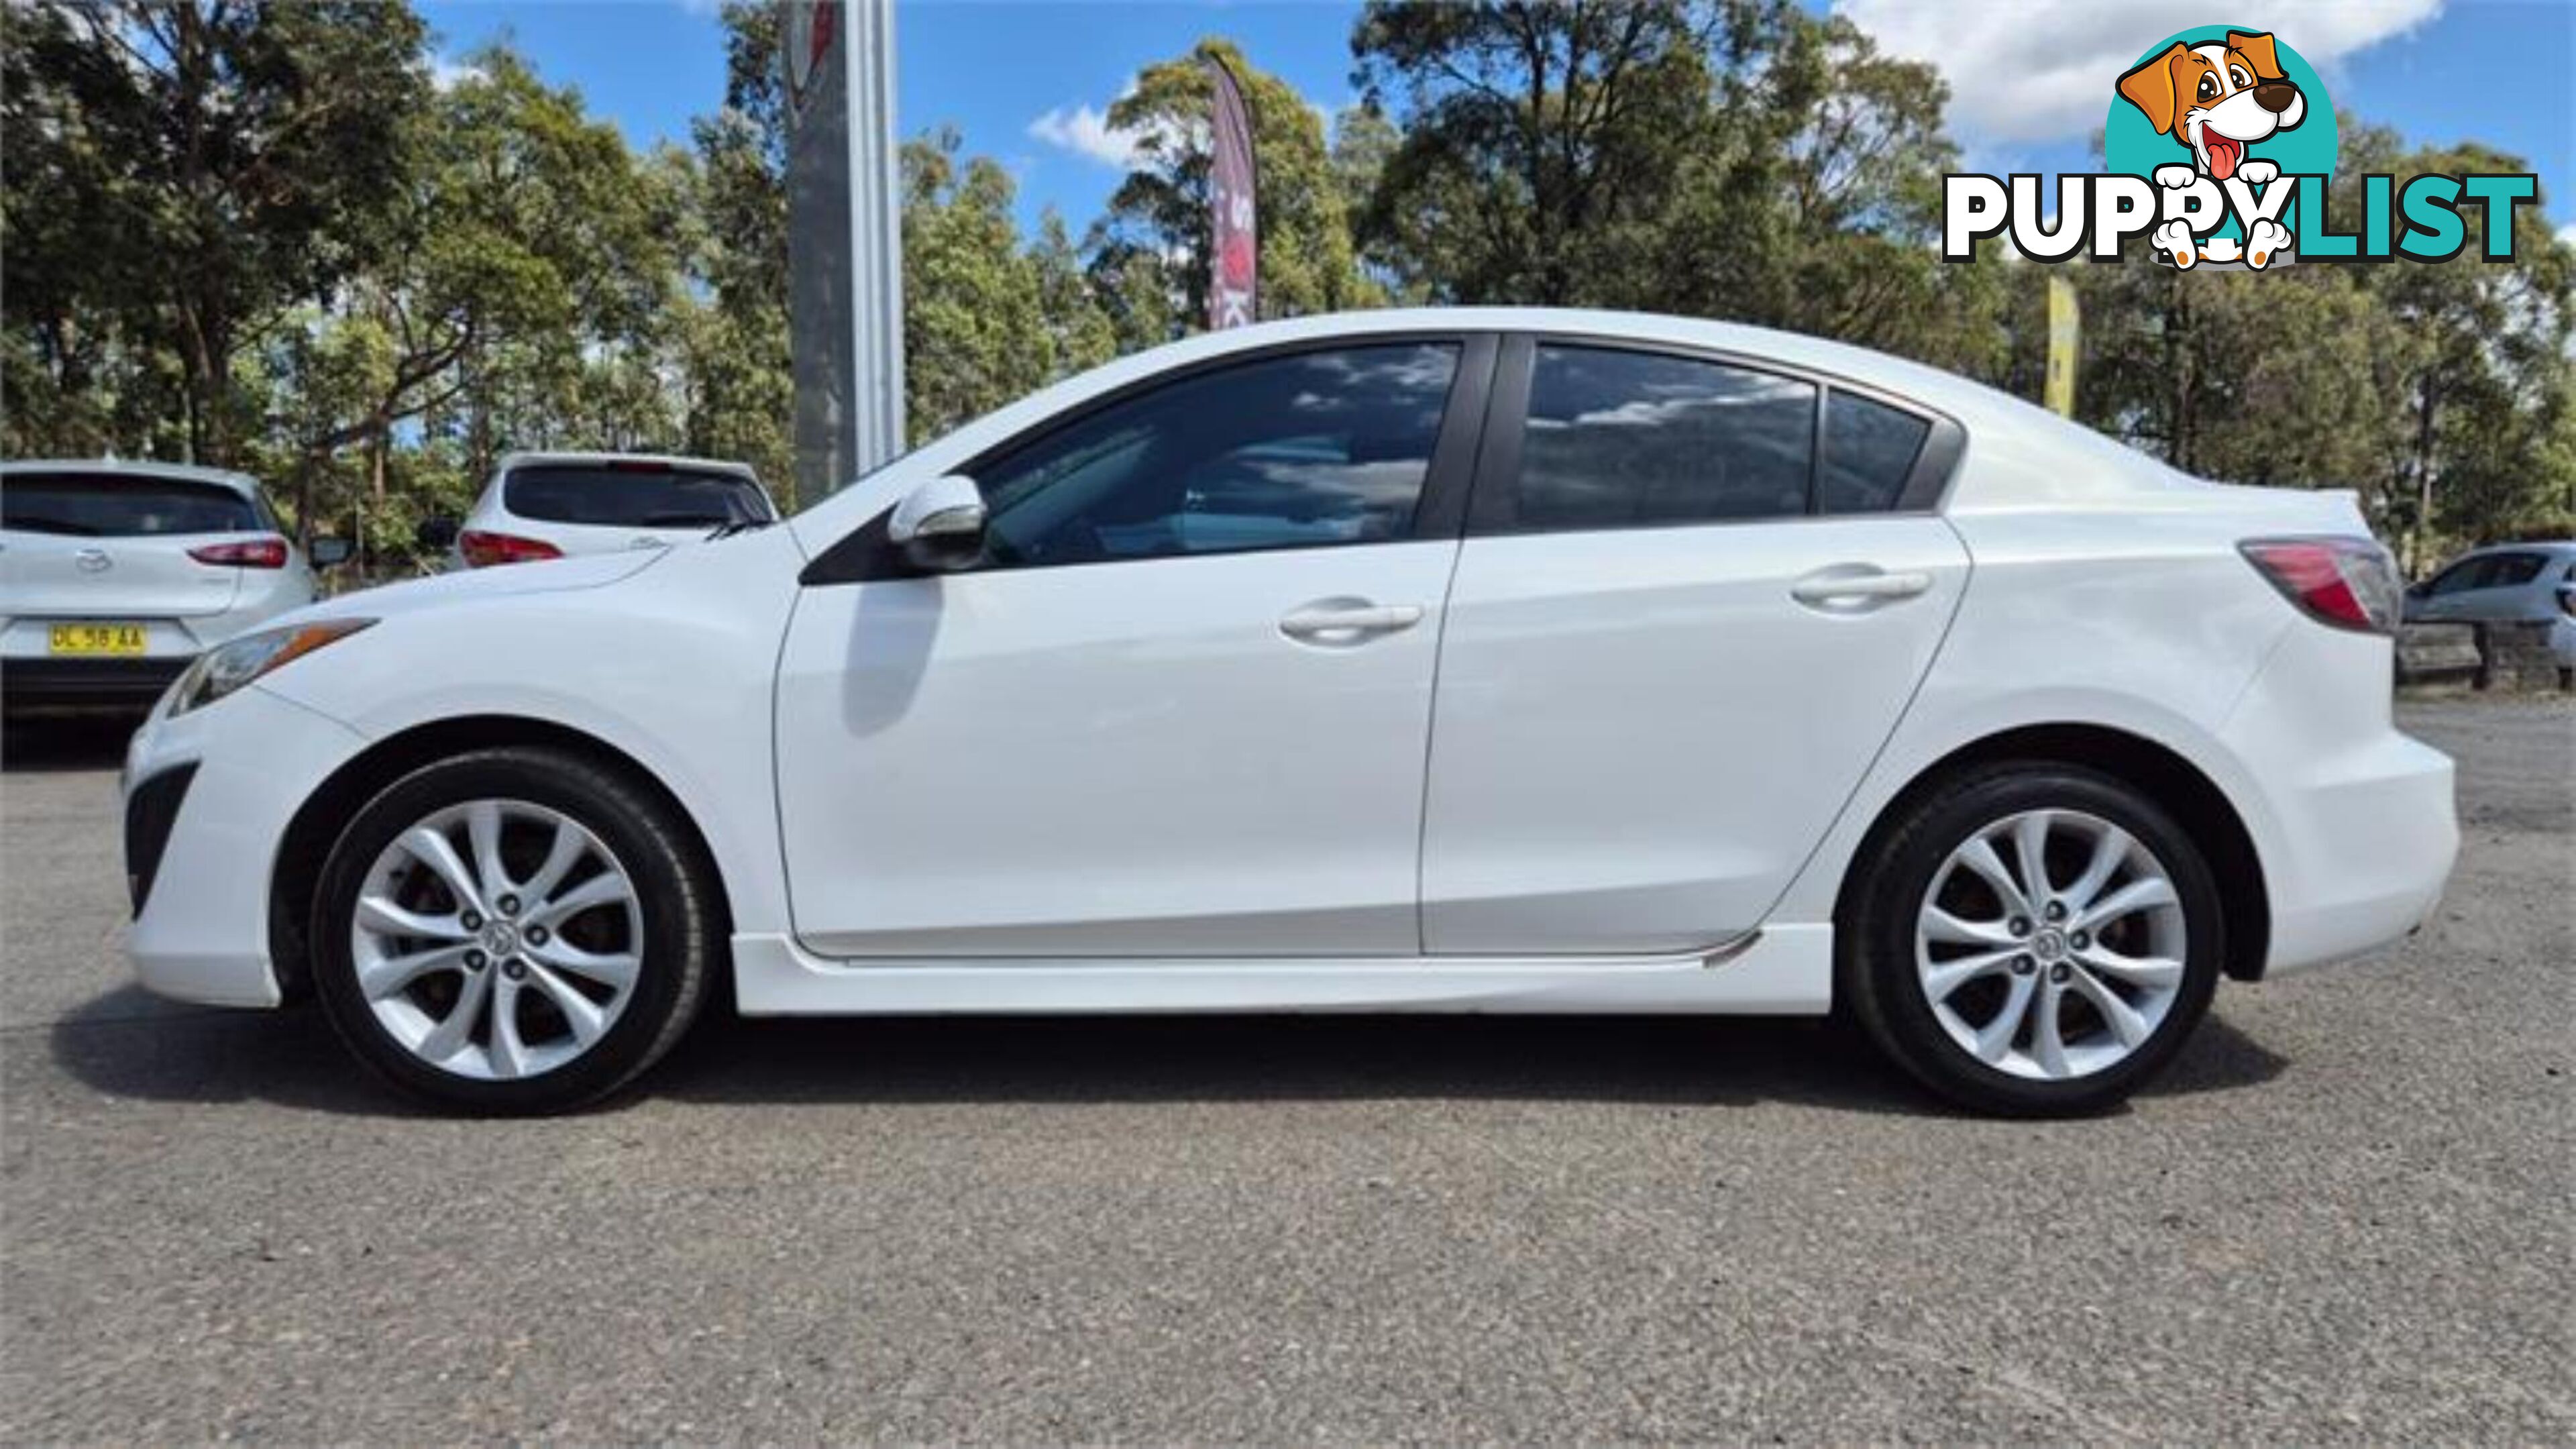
[1840, 762, 2224, 1117]
[311, 746, 716, 1115]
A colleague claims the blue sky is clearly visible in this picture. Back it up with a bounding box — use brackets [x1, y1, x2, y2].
[417, 0, 2573, 236]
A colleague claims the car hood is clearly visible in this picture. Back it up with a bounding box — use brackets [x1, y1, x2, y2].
[295, 549, 666, 625]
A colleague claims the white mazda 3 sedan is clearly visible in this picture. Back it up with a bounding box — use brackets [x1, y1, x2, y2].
[118, 309, 2458, 1116]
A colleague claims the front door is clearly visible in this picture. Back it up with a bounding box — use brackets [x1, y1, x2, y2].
[775, 338, 1490, 958]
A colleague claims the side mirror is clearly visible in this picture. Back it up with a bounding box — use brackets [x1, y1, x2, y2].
[415, 516, 461, 551]
[308, 536, 354, 568]
[886, 474, 986, 572]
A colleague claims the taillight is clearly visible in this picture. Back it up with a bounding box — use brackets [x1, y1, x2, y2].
[187, 536, 289, 569]
[2239, 536, 2402, 634]
[458, 530, 564, 568]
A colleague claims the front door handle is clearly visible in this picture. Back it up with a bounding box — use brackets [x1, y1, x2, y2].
[1279, 600, 1425, 645]
[1790, 568, 1933, 608]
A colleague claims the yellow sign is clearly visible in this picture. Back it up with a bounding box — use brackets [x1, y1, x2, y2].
[2044, 276, 2081, 419]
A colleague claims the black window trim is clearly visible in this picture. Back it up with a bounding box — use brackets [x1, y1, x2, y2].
[800, 331, 1501, 586]
[1463, 331, 1968, 539]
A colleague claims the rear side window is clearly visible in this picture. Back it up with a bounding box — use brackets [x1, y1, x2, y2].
[2485, 552, 2548, 588]
[0, 474, 262, 537]
[504, 465, 772, 528]
[1514, 346, 1817, 529]
[1818, 391, 1931, 515]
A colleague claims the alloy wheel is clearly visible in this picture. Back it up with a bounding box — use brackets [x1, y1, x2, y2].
[1914, 808, 2188, 1081]
[348, 798, 643, 1081]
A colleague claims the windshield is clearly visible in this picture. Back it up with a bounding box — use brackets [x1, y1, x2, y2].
[0, 473, 265, 537]
[504, 464, 773, 528]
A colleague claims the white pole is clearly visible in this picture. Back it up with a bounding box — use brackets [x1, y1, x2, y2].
[784, 0, 905, 502]
[845, 0, 904, 475]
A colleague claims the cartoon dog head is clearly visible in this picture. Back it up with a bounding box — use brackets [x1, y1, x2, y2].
[2116, 30, 2306, 181]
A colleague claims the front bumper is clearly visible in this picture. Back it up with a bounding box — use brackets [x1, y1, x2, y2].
[122, 685, 370, 1007]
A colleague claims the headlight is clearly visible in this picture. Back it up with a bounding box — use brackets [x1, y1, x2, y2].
[169, 619, 376, 717]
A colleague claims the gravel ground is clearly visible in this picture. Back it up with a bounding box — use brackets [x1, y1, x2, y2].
[3, 698, 2569, 1443]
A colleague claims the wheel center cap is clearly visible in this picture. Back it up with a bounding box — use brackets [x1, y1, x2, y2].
[480, 920, 521, 958]
[2031, 927, 2068, 964]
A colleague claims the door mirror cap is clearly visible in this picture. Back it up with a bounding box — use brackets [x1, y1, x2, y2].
[888, 474, 987, 571]
[415, 516, 461, 551]
[308, 536, 354, 568]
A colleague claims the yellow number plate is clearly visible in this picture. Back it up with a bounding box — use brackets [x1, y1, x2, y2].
[47, 623, 149, 657]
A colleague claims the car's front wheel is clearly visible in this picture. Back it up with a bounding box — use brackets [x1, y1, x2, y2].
[1841, 763, 2224, 1116]
[310, 747, 716, 1114]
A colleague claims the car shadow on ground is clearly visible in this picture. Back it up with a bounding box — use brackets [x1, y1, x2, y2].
[1, 712, 142, 773]
[44, 985, 2290, 1120]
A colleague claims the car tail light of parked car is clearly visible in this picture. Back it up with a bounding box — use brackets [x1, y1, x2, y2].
[185, 536, 290, 569]
[458, 529, 566, 569]
[2239, 537, 2402, 633]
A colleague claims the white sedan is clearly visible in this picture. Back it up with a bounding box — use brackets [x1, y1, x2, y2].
[119, 309, 2458, 1116]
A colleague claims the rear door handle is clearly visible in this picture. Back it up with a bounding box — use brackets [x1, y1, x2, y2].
[1279, 601, 1425, 645]
[1790, 568, 1934, 607]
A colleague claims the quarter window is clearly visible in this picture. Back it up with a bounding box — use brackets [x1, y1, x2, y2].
[1818, 390, 1931, 515]
[1513, 346, 1817, 529]
[973, 343, 1460, 568]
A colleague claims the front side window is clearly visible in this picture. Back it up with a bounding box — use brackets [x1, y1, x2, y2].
[1513, 346, 1817, 530]
[974, 343, 1460, 569]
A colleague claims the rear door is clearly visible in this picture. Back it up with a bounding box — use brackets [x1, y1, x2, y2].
[1421, 338, 1970, 955]
[0, 472, 254, 619]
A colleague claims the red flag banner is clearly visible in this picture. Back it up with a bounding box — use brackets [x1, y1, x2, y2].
[1205, 57, 1257, 331]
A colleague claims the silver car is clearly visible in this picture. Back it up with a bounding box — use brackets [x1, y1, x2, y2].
[2404, 539, 2576, 669]
[0, 460, 345, 711]
[431, 451, 777, 569]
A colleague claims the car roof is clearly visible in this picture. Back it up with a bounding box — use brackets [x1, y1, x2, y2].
[2456, 540, 2576, 556]
[0, 458, 262, 497]
[810, 305, 2226, 519]
[495, 451, 760, 481]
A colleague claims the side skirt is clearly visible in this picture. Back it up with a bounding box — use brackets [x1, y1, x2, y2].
[729, 924, 1833, 1017]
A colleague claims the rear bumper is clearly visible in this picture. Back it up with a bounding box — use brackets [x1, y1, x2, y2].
[2220, 625, 2459, 978]
[1, 655, 189, 708]
[2254, 734, 2455, 976]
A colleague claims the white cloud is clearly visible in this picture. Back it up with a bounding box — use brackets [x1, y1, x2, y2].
[427, 52, 482, 93]
[1835, 0, 2442, 145]
[1028, 101, 1150, 169]
[2557, 221, 2576, 250]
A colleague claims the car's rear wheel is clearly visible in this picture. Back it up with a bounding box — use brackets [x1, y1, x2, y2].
[1841, 763, 2224, 1116]
[310, 747, 715, 1114]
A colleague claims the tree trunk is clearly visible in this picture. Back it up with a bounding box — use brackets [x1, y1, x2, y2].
[2407, 375, 2440, 576]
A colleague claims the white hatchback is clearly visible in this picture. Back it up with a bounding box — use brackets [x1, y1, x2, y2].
[1, 460, 341, 713]
[117, 309, 2458, 1116]
[434, 451, 777, 569]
